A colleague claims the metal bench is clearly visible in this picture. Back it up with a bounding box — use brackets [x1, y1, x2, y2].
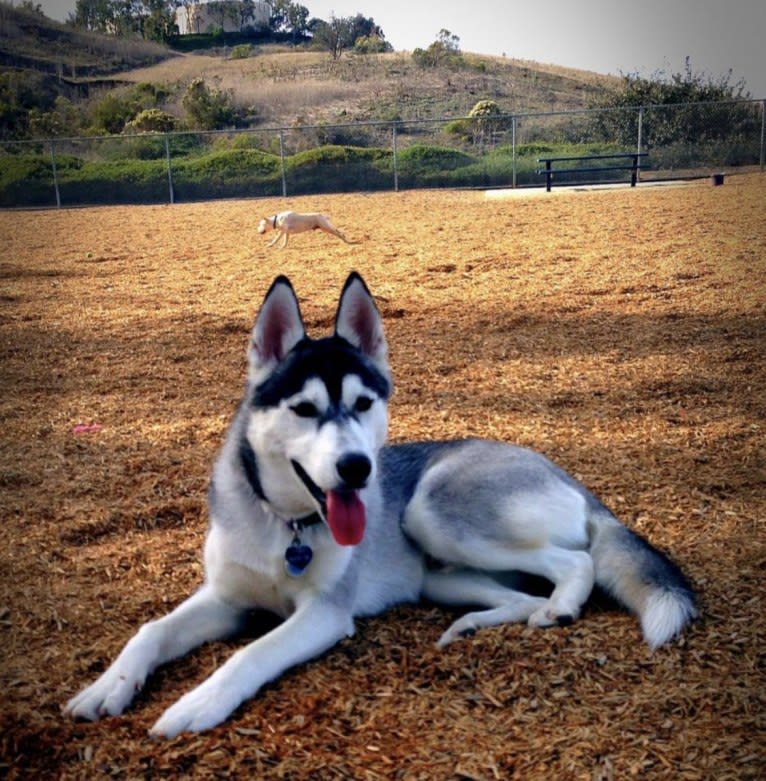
[537, 152, 648, 192]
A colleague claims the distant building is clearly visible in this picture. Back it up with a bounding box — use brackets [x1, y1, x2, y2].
[175, 0, 272, 35]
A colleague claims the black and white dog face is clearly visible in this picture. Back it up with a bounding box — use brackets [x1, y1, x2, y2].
[244, 273, 391, 545]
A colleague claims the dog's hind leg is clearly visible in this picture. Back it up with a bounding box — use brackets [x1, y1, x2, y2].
[402, 445, 596, 634]
[329, 227, 352, 244]
[335, 229, 353, 244]
[422, 570, 547, 647]
[405, 514, 594, 632]
[64, 584, 243, 722]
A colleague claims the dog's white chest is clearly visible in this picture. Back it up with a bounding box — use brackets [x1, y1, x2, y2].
[203, 519, 355, 617]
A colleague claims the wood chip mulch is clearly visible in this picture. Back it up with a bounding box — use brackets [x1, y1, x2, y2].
[1, 175, 764, 780]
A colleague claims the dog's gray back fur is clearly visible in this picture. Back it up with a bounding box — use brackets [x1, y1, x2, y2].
[380, 438, 696, 649]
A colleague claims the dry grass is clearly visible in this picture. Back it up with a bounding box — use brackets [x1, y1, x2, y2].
[0, 175, 764, 779]
[119, 49, 614, 125]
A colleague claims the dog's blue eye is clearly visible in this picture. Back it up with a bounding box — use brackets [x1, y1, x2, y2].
[291, 402, 319, 418]
[355, 396, 373, 413]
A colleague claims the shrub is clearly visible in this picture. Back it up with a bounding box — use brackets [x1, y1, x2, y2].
[172, 149, 283, 200]
[286, 145, 392, 194]
[89, 93, 135, 135]
[397, 144, 475, 172]
[354, 34, 392, 54]
[182, 78, 239, 130]
[87, 83, 171, 136]
[229, 44, 252, 60]
[124, 109, 178, 134]
[58, 158, 170, 204]
[227, 133, 272, 152]
[444, 118, 473, 142]
[28, 96, 82, 138]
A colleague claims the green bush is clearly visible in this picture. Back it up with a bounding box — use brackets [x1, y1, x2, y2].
[58, 158, 169, 204]
[229, 44, 253, 60]
[171, 149, 283, 200]
[286, 145, 392, 194]
[89, 93, 135, 135]
[0, 152, 84, 207]
[444, 118, 472, 141]
[397, 144, 475, 172]
[88, 83, 172, 136]
[124, 109, 178, 134]
[182, 78, 240, 130]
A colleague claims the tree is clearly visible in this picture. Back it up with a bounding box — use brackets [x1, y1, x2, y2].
[311, 13, 386, 56]
[346, 13, 383, 44]
[19, 0, 45, 16]
[236, 0, 257, 31]
[312, 14, 355, 59]
[204, 0, 239, 33]
[413, 29, 462, 68]
[142, 0, 177, 41]
[268, 0, 307, 40]
[285, 2, 309, 43]
[72, 0, 113, 32]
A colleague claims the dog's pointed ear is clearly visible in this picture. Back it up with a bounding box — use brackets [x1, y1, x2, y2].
[335, 272, 388, 372]
[249, 275, 305, 382]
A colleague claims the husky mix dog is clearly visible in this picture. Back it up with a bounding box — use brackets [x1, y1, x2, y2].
[65, 272, 697, 737]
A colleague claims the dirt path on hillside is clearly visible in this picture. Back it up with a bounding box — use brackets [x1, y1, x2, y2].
[1, 176, 764, 779]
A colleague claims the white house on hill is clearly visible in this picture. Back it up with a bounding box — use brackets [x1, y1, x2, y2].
[175, 0, 272, 35]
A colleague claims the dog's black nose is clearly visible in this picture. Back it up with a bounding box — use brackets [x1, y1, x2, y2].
[336, 453, 371, 489]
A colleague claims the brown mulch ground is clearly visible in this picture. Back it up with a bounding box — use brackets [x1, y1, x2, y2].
[1, 176, 764, 780]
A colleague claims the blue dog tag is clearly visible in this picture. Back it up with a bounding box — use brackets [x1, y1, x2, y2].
[285, 541, 313, 576]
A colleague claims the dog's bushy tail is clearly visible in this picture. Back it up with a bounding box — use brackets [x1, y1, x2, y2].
[587, 507, 697, 650]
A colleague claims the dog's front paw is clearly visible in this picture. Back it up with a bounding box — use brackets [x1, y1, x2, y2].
[528, 601, 580, 629]
[436, 616, 480, 648]
[64, 667, 145, 722]
[150, 680, 239, 738]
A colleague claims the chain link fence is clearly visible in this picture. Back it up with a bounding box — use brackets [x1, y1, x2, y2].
[1, 99, 763, 208]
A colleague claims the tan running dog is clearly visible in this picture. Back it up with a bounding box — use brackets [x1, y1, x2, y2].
[257, 211, 352, 248]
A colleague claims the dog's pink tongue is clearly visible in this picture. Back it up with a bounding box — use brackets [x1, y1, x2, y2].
[326, 490, 366, 546]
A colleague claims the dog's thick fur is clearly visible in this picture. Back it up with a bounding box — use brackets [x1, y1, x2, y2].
[65, 273, 697, 738]
[257, 211, 352, 248]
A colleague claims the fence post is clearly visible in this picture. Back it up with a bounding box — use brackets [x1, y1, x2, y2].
[279, 130, 287, 197]
[165, 135, 174, 204]
[637, 106, 644, 182]
[392, 122, 399, 192]
[760, 99, 765, 173]
[50, 140, 61, 209]
[511, 115, 517, 189]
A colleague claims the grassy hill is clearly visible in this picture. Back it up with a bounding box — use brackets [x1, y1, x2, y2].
[118, 47, 616, 130]
[0, 3, 169, 78]
[0, 2, 617, 137]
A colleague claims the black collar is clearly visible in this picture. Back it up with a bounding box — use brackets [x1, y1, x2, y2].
[290, 511, 323, 530]
[272, 214, 278, 229]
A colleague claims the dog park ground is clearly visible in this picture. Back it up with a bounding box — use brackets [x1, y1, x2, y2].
[1, 175, 764, 779]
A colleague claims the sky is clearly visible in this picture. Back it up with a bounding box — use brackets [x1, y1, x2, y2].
[33, 0, 766, 99]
